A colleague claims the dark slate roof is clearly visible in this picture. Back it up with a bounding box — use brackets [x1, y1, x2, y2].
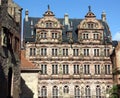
[23, 17, 40, 42]
[112, 41, 118, 47]
[23, 17, 111, 43]
[58, 18, 82, 43]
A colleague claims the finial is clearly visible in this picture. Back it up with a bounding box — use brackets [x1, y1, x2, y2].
[88, 5, 91, 12]
[48, 5, 50, 11]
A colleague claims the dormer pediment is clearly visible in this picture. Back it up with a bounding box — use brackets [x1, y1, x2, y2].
[78, 19, 104, 30]
[35, 17, 62, 29]
[35, 5, 62, 29]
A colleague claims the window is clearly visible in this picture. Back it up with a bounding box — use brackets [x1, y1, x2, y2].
[105, 65, 110, 74]
[41, 32, 46, 39]
[41, 64, 47, 74]
[104, 48, 109, 56]
[41, 86, 47, 98]
[46, 22, 52, 28]
[95, 65, 100, 74]
[74, 86, 80, 98]
[52, 49, 58, 56]
[106, 85, 110, 94]
[31, 29, 34, 36]
[63, 49, 68, 56]
[94, 49, 99, 57]
[52, 65, 58, 74]
[63, 86, 69, 93]
[84, 49, 89, 56]
[30, 48, 32, 56]
[14, 37, 19, 52]
[46, 23, 49, 27]
[1, 28, 8, 47]
[73, 49, 79, 56]
[88, 23, 93, 29]
[74, 65, 79, 74]
[41, 48, 47, 56]
[52, 33, 58, 39]
[96, 86, 101, 98]
[84, 65, 90, 74]
[85, 86, 91, 98]
[29, 48, 36, 56]
[63, 65, 69, 74]
[93, 34, 99, 40]
[52, 86, 58, 98]
[83, 33, 89, 39]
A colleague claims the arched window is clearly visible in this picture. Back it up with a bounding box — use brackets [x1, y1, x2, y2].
[85, 85, 91, 98]
[41, 86, 47, 98]
[74, 86, 80, 98]
[63, 85, 69, 94]
[96, 85, 101, 98]
[106, 85, 110, 94]
[52, 86, 58, 98]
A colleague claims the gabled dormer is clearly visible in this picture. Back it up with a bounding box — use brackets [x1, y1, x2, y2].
[78, 6, 104, 44]
[35, 5, 63, 43]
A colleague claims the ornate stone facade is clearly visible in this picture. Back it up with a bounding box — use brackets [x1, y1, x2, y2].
[22, 6, 113, 98]
[0, 0, 22, 98]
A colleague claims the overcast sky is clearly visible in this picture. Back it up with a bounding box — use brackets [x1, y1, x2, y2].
[14, 0, 120, 41]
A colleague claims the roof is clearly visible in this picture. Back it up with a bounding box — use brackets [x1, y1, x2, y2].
[21, 50, 38, 70]
[112, 41, 118, 47]
[23, 16, 112, 43]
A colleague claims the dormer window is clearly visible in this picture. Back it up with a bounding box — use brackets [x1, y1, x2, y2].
[88, 23, 94, 29]
[46, 22, 52, 28]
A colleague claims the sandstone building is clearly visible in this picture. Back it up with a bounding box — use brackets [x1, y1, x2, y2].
[0, 0, 22, 98]
[111, 41, 120, 97]
[22, 6, 114, 98]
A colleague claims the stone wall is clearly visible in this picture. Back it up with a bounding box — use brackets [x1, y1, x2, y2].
[116, 42, 120, 84]
[0, 0, 22, 98]
[21, 72, 39, 98]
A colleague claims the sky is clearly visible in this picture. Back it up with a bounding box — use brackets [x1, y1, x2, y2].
[14, 0, 120, 41]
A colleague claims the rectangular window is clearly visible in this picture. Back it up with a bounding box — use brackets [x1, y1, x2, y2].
[83, 33, 89, 39]
[93, 34, 99, 40]
[84, 49, 89, 56]
[94, 49, 99, 57]
[52, 65, 58, 74]
[52, 33, 54, 38]
[52, 33, 57, 39]
[63, 49, 68, 56]
[63, 65, 69, 74]
[41, 48, 47, 56]
[84, 65, 90, 74]
[73, 49, 79, 56]
[105, 65, 110, 74]
[74, 65, 79, 74]
[41, 32, 46, 39]
[29, 48, 36, 56]
[30, 48, 32, 56]
[52, 49, 58, 56]
[95, 65, 100, 74]
[41, 64, 47, 74]
[104, 48, 109, 56]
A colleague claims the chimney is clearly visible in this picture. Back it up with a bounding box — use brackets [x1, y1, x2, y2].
[64, 13, 69, 25]
[101, 11, 106, 22]
[25, 9, 29, 22]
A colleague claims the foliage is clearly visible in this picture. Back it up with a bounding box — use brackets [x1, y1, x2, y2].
[109, 85, 119, 98]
